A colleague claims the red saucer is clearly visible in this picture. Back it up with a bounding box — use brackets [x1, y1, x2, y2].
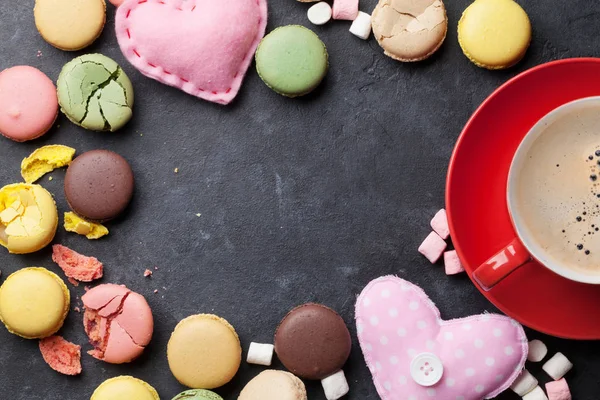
[447, 58, 600, 340]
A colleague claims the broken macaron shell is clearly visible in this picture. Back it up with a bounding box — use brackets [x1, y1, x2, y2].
[52, 244, 103, 282]
[21, 145, 76, 184]
[39, 335, 82, 375]
[82, 284, 153, 364]
[0, 183, 58, 254]
[57, 54, 134, 132]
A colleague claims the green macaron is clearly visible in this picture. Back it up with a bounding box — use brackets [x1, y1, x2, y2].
[171, 389, 224, 400]
[255, 25, 328, 98]
[57, 53, 134, 132]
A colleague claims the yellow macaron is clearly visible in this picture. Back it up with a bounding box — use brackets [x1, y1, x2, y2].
[0, 183, 59, 254]
[167, 314, 242, 389]
[34, 0, 107, 51]
[91, 376, 160, 400]
[458, 0, 531, 69]
[0, 267, 70, 339]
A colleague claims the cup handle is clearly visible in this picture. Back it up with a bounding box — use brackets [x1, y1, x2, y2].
[473, 238, 531, 291]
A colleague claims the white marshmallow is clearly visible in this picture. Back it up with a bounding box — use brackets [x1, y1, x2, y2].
[510, 369, 538, 396]
[350, 12, 372, 40]
[321, 370, 349, 400]
[523, 386, 549, 400]
[543, 353, 573, 380]
[527, 339, 548, 362]
[246, 342, 274, 366]
[308, 2, 332, 26]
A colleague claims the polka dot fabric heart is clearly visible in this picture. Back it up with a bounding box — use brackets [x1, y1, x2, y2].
[355, 276, 528, 400]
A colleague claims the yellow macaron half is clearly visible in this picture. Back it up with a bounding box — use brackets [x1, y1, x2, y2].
[91, 376, 160, 400]
[458, 0, 531, 69]
[0, 267, 70, 339]
[167, 314, 242, 389]
[34, 0, 107, 51]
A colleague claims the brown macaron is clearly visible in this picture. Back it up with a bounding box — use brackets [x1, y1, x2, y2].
[274, 303, 351, 380]
[64, 150, 134, 222]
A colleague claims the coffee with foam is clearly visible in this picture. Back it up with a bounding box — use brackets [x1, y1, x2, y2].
[513, 103, 600, 275]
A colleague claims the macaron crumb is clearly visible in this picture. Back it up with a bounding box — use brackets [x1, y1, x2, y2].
[74, 307, 80, 313]
[52, 244, 103, 283]
[174, 168, 179, 173]
[68, 277, 79, 287]
[144, 269, 153, 277]
[154, 289, 158, 294]
[39, 335, 82, 376]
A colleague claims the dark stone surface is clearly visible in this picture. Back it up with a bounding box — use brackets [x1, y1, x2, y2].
[0, 0, 599, 399]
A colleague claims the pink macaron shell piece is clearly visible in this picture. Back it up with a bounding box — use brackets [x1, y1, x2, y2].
[0, 66, 58, 142]
[332, 0, 359, 21]
[102, 320, 146, 364]
[115, 0, 268, 105]
[114, 292, 153, 346]
[109, 0, 125, 6]
[81, 284, 130, 310]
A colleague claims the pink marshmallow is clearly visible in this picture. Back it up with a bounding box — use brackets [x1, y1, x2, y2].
[546, 379, 571, 400]
[418, 232, 447, 263]
[431, 209, 450, 239]
[444, 250, 465, 275]
[332, 0, 359, 20]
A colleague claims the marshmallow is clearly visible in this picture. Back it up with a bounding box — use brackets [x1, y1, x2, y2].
[444, 250, 465, 275]
[545, 379, 571, 400]
[523, 386, 549, 400]
[510, 369, 538, 397]
[543, 353, 573, 380]
[321, 370, 349, 400]
[430, 209, 450, 239]
[527, 339, 548, 362]
[418, 231, 447, 263]
[246, 342, 274, 366]
[307, 2, 332, 26]
[332, 0, 358, 20]
[349, 12, 372, 40]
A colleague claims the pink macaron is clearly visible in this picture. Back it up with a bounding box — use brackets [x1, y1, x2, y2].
[0, 66, 58, 142]
[82, 284, 153, 364]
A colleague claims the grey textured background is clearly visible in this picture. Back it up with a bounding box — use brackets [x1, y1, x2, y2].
[0, 0, 599, 399]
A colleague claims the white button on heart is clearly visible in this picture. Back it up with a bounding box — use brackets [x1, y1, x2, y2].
[410, 353, 444, 387]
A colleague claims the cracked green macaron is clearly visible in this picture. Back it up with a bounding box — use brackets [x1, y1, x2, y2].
[172, 389, 223, 400]
[57, 54, 134, 132]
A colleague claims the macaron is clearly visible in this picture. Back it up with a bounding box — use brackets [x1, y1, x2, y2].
[458, 0, 531, 69]
[0, 66, 58, 142]
[34, 0, 106, 51]
[274, 303, 351, 380]
[91, 376, 159, 400]
[255, 25, 328, 97]
[372, 0, 448, 62]
[64, 150, 135, 222]
[0, 183, 58, 254]
[21, 145, 76, 183]
[82, 284, 153, 364]
[172, 389, 223, 400]
[0, 267, 70, 339]
[239, 370, 307, 400]
[57, 54, 134, 132]
[167, 314, 242, 389]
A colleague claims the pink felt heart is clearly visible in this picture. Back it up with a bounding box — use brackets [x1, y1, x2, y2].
[116, 0, 268, 105]
[356, 276, 528, 400]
